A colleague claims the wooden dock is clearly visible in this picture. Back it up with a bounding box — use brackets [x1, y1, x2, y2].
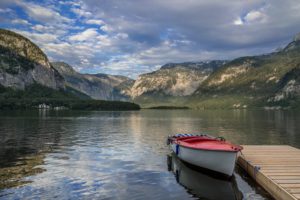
[238, 145, 300, 200]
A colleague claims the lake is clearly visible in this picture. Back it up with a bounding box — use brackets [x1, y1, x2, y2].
[1, 109, 300, 199]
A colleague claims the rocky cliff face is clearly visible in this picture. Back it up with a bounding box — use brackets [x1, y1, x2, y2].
[194, 35, 300, 97]
[131, 61, 226, 99]
[2, 28, 300, 108]
[184, 33, 300, 108]
[0, 29, 64, 90]
[130, 34, 300, 107]
[52, 62, 133, 100]
[268, 65, 300, 103]
[267, 34, 300, 103]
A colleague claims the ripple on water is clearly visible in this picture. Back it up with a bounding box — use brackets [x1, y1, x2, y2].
[0, 110, 290, 199]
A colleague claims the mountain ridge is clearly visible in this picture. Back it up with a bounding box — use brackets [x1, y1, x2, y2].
[1, 28, 300, 109]
[0, 29, 64, 90]
[48, 35, 300, 108]
[130, 61, 226, 99]
[51, 62, 133, 101]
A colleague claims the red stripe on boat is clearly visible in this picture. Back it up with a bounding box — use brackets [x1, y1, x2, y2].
[174, 136, 243, 152]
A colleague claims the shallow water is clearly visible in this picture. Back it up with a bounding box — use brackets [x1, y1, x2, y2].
[1, 109, 299, 199]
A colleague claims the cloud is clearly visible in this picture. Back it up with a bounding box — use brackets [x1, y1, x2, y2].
[2, 0, 300, 78]
[71, 7, 92, 18]
[80, 0, 298, 51]
[85, 19, 104, 25]
[13, 29, 58, 43]
[244, 10, 267, 23]
[69, 28, 99, 41]
[32, 24, 53, 32]
[234, 9, 268, 25]
[0, 0, 18, 7]
[18, 1, 72, 24]
[100, 24, 114, 33]
[0, 8, 12, 13]
[233, 18, 243, 25]
[11, 19, 31, 25]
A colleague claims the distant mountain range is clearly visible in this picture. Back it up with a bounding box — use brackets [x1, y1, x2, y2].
[1, 28, 300, 109]
[190, 33, 300, 109]
[0, 29, 139, 110]
[51, 62, 133, 101]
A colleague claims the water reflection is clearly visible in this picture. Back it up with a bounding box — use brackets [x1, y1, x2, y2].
[167, 153, 243, 200]
[0, 110, 297, 199]
[0, 154, 46, 189]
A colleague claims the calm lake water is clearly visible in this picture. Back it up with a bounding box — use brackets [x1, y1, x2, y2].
[1, 109, 300, 199]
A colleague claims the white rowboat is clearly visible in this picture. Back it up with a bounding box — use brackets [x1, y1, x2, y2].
[167, 134, 243, 176]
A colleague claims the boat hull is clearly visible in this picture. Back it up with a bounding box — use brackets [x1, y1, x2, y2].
[171, 143, 238, 176]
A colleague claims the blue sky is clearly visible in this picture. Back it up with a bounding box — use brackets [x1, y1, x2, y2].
[1, 0, 300, 78]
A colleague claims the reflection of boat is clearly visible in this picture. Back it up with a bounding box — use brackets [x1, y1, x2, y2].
[167, 153, 243, 200]
[167, 134, 242, 176]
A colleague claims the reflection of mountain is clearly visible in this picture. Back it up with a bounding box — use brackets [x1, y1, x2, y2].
[0, 111, 66, 190]
[0, 154, 46, 189]
[167, 153, 243, 200]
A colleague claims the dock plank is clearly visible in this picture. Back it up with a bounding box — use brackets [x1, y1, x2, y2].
[271, 176, 300, 180]
[238, 145, 300, 200]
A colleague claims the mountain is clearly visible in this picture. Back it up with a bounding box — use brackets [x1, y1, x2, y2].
[189, 33, 300, 108]
[269, 67, 300, 103]
[0, 29, 64, 90]
[51, 62, 134, 101]
[267, 35, 300, 105]
[0, 29, 134, 102]
[131, 61, 226, 99]
[2, 28, 300, 109]
[0, 29, 140, 110]
[130, 33, 300, 108]
[129, 61, 227, 107]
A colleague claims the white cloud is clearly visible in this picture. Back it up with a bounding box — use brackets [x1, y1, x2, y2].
[233, 9, 267, 26]
[11, 19, 31, 25]
[233, 18, 243, 25]
[69, 28, 99, 41]
[30, 24, 69, 38]
[114, 33, 128, 40]
[95, 35, 112, 46]
[32, 24, 52, 32]
[244, 10, 267, 23]
[100, 24, 116, 33]
[13, 29, 58, 43]
[85, 19, 104, 25]
[4, 0, 300, 77]
[100, 24, 114, 33]
[58, 0, 81, 6]
[18, 1, 72, 24]
[71, 7, 92, 18]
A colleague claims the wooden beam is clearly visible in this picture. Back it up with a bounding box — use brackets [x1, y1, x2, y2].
[238, 145, 299, 200]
